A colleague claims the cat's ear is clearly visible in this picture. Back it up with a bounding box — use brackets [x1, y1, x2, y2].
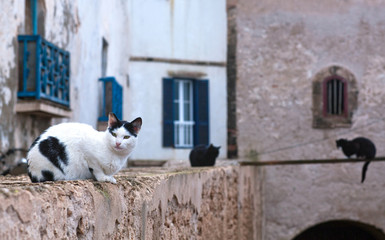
[108, 112, 119, 128]
[131, 117, 142, 135]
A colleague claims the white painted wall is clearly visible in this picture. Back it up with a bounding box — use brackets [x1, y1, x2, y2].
[127, 62, 227, 161]
[128, 0, 227, 62]
[126, 0, 227, 161]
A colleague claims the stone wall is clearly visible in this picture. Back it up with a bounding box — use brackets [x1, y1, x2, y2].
[235, 0, 385, 161]
[260, 162, 385, 239]
[0, 165, 261, 239]
[232, 1, 385, 238]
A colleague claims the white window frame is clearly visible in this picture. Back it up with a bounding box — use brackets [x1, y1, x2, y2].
[174, 79, 194, 147]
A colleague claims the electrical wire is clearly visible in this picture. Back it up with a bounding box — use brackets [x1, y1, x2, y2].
[258, 117, 385, 155]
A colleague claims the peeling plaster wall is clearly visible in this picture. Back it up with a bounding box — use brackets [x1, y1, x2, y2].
[236, 0, 385, 161]
[0, 166, 261, 239]
[0, 1, 50, 168]
[0, 1, 131, 168]
[0, 1, 24, 153]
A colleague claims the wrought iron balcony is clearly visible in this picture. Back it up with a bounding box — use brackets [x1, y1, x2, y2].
[99, 77, 123, 121]
[18, 35, 70, 107]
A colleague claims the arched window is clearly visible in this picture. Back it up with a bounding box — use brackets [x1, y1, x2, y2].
[312, 66, 357, 128]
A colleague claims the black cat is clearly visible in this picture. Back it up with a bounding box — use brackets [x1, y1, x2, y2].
[336, 137, 376, 183]
[189, 144, 220, 167]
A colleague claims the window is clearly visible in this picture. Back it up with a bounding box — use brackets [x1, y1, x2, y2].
[101, 38, 108, 77]
[312, 66, 357, 128]
[174, 80, 194, 147]
[323, 76, 347, 116]
[98, 77, 122, 122]
[163, 78, 209, 148]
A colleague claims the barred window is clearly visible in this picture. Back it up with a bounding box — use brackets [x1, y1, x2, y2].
[324, 77, 346, 116]
[312, 66, 357, 129]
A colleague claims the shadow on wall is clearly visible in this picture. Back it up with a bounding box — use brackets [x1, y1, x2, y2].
[293, 220, 385, 240]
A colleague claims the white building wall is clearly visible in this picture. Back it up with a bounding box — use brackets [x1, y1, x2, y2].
[128, 0, 227, 61]
[36, 0, 130, 127]
[127, 0, 227, 161]
[65, 0, 130, 126]
[128, 62, 227, 161]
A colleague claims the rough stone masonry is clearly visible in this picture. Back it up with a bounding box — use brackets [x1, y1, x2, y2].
[0, 165, 261, 240]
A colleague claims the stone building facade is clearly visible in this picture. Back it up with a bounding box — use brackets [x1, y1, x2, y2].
[230, 0, 385, 239]
[233, 0, 385, 161]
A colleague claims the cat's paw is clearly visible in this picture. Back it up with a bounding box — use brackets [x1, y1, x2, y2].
[96, 175, 117, 184]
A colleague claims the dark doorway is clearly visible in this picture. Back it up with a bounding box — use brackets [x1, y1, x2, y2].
[293, 220, 385, 240]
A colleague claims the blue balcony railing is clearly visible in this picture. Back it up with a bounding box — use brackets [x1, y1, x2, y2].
[18, 35, 70, 107]
[99, 77, 123, 121]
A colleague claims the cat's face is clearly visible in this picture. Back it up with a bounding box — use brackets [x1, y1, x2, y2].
[106, 113, 142, 154]
[336, 139, 346, 148]
[208, 144, 220, 157]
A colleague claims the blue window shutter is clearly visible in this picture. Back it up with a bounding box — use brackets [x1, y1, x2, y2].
[163, 78, 174, 147]
[193, 79, 209, 146]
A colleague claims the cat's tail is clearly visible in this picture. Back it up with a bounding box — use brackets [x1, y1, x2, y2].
[361, 161, 371, 183]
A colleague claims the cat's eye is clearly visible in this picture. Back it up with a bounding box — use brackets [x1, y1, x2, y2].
[111, 132, 117, 137]
[124, 136, 130, 139]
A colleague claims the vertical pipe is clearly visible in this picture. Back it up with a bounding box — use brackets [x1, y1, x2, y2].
[32, 0, 38, 35]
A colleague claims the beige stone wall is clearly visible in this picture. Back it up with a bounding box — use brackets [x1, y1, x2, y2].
[0, 166, 261, 239]
[235, 0, 385, 161]
[261, 163, 385, 239]
[233, 1, 385, 239]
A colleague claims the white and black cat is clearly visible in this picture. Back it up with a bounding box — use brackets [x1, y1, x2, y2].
[27, 113, 142, 184]
[336, 137, 376, 183]
[189, 144, 220, 167]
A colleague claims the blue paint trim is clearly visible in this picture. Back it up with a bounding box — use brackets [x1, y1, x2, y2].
[162, 78, 175, 147]
[193, 79, 209, 146]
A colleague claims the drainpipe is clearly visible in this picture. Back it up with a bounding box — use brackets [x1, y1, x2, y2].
[32, 0, 37, 34]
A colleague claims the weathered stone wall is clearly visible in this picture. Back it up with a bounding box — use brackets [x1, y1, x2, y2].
[235, 0, 385, 161]
[233, 1, 385, 239]
[261, 162, 385, 239]
[0, 165, 261, 239]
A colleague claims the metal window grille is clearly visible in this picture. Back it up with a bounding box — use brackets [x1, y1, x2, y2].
[18, 35, 70, 107]
[326, 78, 345, 115]
[174, 80, 194, 147]
[98, 77, 123, 121]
